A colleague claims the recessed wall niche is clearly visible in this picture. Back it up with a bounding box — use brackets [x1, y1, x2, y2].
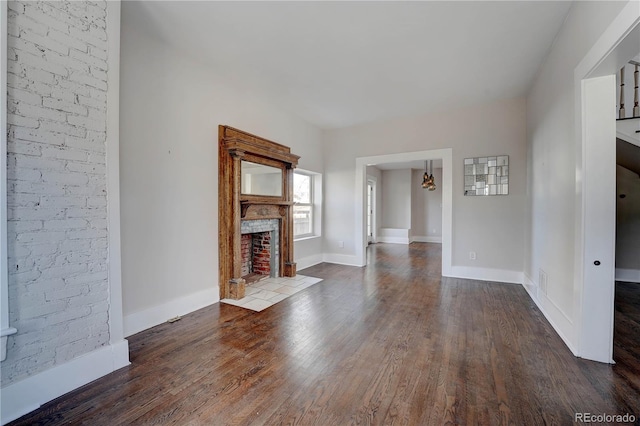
[464, 155, 509, 196]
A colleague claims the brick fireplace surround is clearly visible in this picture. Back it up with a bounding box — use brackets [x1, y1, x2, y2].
[240, 219, 280, 281]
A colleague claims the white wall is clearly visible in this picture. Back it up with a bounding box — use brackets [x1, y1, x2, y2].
[525, 1, 628, 342]
[616, 165, 640, 274]
[119, 12, 324, 335]
[411, 168, 442, 240]
[323, 97, 527, 274]
[381, 169, 411, 229]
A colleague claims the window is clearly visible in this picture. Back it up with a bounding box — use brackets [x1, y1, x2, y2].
[293, 170, 322, 239]
[293, 172, 313, 237]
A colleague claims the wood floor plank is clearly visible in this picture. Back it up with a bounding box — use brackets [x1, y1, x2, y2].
[7, 243, 640, 425]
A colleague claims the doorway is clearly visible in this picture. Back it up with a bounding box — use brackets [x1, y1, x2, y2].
[574, 5, 639, 363]
[367, 178, 376, 245]
[355, 148, 453, 275]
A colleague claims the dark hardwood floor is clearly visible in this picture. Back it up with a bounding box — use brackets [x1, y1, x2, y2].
[9, 243, 640, 425]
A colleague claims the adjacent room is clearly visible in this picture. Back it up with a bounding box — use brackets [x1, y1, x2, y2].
[1, 0, 639, 424]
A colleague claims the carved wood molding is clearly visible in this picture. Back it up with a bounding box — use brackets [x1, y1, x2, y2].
[218, 125, 299, 300]
[221, 127, 299, 167]
[240, 201, 293, 219]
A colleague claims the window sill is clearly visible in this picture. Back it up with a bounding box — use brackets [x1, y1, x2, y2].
[294, 235, 321, 242]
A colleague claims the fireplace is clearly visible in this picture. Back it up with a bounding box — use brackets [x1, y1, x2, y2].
[241, 232, 272, 278]
[240, 219, 280, 283]
[218, 126, 300, 300]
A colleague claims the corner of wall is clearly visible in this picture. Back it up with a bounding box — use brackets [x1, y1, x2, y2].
[521, 273, 577, 356]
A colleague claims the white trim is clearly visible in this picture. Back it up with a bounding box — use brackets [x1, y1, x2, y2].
[1, 341, 130, 424]
[522, 274, 578, 357]
[378, 228, 410, 244]
[366, 176, 377, 244]
[0, 0, 16, 364]
[124, 288, 218, 337]
[377, 237, 410, 245]
[578, 76, 617, 364]
[572, 3, 639, 363]
[293, 169, 321, 240]
[575, 2, 640, 80]
[295, 253, 324, 271]
[616, 268, 640, 283]
[355, 148, 453, 276]
[105, 1, 127, 350]
[294, 235, 321, 243]
[0, 327, 16, 364]
[447, 266, 523, 285]
[522, 273, 537, 295]
[322, 253, 361, 267]
[411, 236, 442, 244]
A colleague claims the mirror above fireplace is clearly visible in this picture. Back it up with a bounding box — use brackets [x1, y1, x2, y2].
[241, 161, 283, 197]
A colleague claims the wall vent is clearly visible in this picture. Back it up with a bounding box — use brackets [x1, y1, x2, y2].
[539, 269, 548, 295]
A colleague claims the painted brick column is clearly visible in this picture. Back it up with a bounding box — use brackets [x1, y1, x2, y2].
[2, 0, 111, 386]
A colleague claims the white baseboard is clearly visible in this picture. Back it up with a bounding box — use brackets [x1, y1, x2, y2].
[615, 268, 640, 283]
[322, 253, 362, 267]
[124, 288, 218, 337]
[522, 273, 537, 294]
[378, 228, 410, 245]
[446, 266, 524, 284]
[522, 274, 577, 356]
[295, 254, 324, 271]
[1, 340, 130, 425]
[377, 236, 410, 244]
[411, 236, 442, 243]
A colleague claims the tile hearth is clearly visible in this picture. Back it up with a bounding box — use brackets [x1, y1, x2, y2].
[220, 274, 323, 312]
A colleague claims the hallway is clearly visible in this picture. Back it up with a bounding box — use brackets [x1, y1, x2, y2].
[614, 281, 640, 370]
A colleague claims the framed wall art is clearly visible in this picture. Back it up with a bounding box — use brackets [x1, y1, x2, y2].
[464, 155, 508, 196]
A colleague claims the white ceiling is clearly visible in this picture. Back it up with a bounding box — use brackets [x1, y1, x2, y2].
[123, 1, 573, 130]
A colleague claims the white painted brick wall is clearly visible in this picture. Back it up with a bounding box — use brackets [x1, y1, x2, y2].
[2, 0, 111, 386]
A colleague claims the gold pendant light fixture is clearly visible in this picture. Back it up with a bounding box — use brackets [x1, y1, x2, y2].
[422, 160, 436, 191]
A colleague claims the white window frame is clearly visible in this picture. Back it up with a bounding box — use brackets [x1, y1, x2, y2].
[293, 169, 321, 240]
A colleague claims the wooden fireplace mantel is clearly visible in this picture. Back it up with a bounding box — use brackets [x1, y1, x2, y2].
[218, 126, 300, 300]
[240, 200, 294, 219]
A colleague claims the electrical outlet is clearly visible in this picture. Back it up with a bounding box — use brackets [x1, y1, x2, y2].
[469, 251, 476, 260]
[338, 241, 344, 248]
[539, 269, 548, 295]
